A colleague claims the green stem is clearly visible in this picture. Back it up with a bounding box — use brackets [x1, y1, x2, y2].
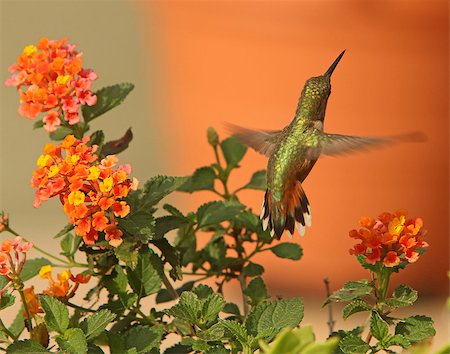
[377, 268, 392, 303]
[161, 272, 179, 300]
[66, 301, 96, 313]
[18, 287, 33, 331]
[0, 317, 16, 342]
[238, 273, 249, 316]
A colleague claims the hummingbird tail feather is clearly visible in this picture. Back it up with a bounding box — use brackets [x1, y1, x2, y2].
[261, 182, 311, 239]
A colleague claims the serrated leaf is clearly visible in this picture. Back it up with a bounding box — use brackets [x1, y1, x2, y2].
[192, 284, 214, 299]
[113, 238, 139, 269]
[125, 325, 163, 353]
[244, 277, 267, 306]
[126, 250, 162, 297]
[142, 176, 188, 208]
[383, 334, 411, 349]
[54, 223, 74, 238]
[245, 298, 304, 337]
[326, 279, 373, 304]
[205, 346, 230, 354]
[87, 344, 105, 354]
[20, 258, 52, 281]
[220, 136, 247, 168]
[221, 320, 255, 349]
[197, 322, 226, 341]
[119, 211, 155, 242]
[395, 315, 436, 344]
[9, 309, 25, 337]
[339, 334, 371, 354]
[6, 339, 50, 353]
[101, 128, 133, 156]
[223, 302, 241, 316]
[50, 126, 73, 141]
[385, 285, 418, 308]
[105, 265, 128, 295]
[163, 344, 191, 354]
[40, 294, 69, 333]
[153, 215, 189, 240]
[82, 83, 134, 122]
[243, 170, 266, 190]
[80, 309, 116, 341]
[55, 328, 87, 354]
[197, 200, 245, 228]
[342, 299, 372, 319]
[60, 233, 82, 258]
[178, 166, 216, 192]
[101, 293, 137, 315]
[181, 337, 211, 351]
[269, 243, 303, 260]
[370, 311, 389, 341]
[0, 293, 14, 310]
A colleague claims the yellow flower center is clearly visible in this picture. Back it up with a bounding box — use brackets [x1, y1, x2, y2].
[388, 216, 405, 236]
[47, 165, 60, 178]
[37, 154, 51, 167]
[56, 75, 71, 85]
[87, 166, 100, 181]
[65, 154, 80, 165]
[39, 265, 53, 279]
[68, 191, 85, 206]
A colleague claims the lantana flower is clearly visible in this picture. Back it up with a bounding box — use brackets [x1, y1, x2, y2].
[32, 135, 138, 247]
[349, 210, 428, 267]
[22, 286, 43, 317]
[0, 237, 33, 297]
[5, 38, 97, 133]
[39, 265, 90, 300]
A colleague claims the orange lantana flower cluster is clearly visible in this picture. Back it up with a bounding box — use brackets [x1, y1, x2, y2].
[39, 265, 90, 300]
[32, 135, 138, 247]
[349, 210, 428, 268]
[0, 237, 33, 296]
[5, 38, 97, 132]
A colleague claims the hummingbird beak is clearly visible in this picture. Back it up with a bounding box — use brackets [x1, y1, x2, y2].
[324, 50, 346, 77]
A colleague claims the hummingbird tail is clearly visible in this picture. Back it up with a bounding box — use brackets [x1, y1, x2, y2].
[260, 182, 311, 239]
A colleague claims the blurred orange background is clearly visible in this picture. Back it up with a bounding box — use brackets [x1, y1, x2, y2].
[139, 0, 448, 297]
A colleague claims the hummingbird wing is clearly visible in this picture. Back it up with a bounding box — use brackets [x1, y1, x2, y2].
[306, 132, 390, 159]
[225, 123, 283, 157]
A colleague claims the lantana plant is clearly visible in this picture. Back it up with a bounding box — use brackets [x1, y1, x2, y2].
[0, 38, 443, 354]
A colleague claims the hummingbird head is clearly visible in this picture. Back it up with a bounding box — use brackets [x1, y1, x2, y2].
[297, 50, 345, 120]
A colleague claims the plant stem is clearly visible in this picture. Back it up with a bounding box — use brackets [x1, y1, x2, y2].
[66, 301, 96, 313]
[323, 278, 335, 335]
[18, 287, 33, 331]
[0, 317, 16, 342]
[238, 273, 249, 316]
[161, 272, 179, 300]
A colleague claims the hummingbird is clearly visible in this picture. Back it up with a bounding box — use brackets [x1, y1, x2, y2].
[229, 50, 423, 239]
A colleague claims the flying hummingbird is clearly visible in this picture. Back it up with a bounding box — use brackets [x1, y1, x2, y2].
[229, 50, 423, 239]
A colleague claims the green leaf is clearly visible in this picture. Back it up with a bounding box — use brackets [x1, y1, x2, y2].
[80, 309, 116, 341]
[395, 315, 436, 344]
[101, 128, 133, 156]
[325, 279, 373, 304]
[104, 265, 128, 295]
[245, 298, 304, 337]
[153, 215, 189, 240]
[88, 130, 105, 149]
[126, 250, 162, 297]
[101, 293, 137, 315]
[125, 325, 164, 353]
[163, 344, 191, 354]
[33, 119, 44, 129]
[197, 322, 226, 341]
[243, 170, 266, 190]
[339, 334, 371, 354]
[370, 311, 389, 341]
[302, 337, 340, 354]
[197, 200, 245, 228]
[383, 334, 411, 349]
[385, 285, 418, 308]
[0, 293, 15, 310]
[87, 344, 105, 354]
[119, 211, 155, 242]
[6, 340, 50, 353]
[244, 277, 267, 306]
[242, 262, 264, 277]
[82, 83, 134, 122]
[342, 299, 372, 319]
[40, 294, 70, 333]
[142, 176, 188, 208]
[207, 127, 219, 147]
[220, 136, 247, 168]
[56, 328, 88, 354]
[220, 320, 255, 349]
[20, 258, 52, 281]
[54, 223, 74, 238]
[178, 167, 216, 192]
[269, 243, 303, 260]
[9, 309, 25, 337]
[223, 302, 241, 316]
[49, 126, 73, 141]
[60, 233, 82, 258]
[205, 346, 230, 354]
[113, 238, 139, 269]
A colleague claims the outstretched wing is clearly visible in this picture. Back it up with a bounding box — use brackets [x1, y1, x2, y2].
[225, 123, 283, 157]
[306, 132, 390, 159]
